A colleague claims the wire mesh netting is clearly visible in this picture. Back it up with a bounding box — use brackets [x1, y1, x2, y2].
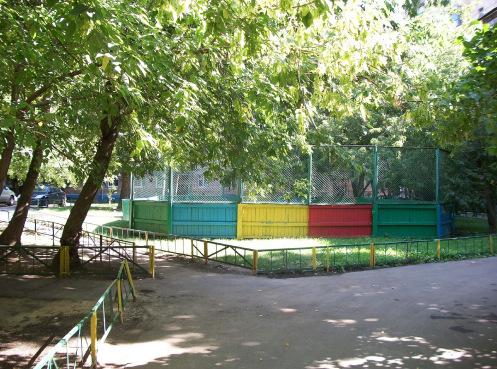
[311, 146, 373, 204]
[439, 150, 451, 204]
[132, 146, 444, 204]
[376, 147, 437, 202]
[132, 171, 170, 200]
[133, 168, 239, 202]
[241, 153, 309, 204]
[172, 167, 239, 202]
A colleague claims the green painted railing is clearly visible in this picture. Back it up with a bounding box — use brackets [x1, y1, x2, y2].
[255, 234, 495, 274]
[32, 260, 136, 369]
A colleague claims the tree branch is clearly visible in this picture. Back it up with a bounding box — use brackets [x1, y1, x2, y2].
[25, 69, 82, 104]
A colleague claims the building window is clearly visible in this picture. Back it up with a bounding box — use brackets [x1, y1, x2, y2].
[198, 175, 208, 188]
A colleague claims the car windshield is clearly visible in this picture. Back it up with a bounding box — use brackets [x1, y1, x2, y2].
[33, 186, 49, 195]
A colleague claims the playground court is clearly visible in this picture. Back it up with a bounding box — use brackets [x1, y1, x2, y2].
[96, 256, 497, 369]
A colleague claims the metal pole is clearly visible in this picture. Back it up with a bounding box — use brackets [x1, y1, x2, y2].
[435, 148, 440, 203]
[372, 145, 378, 203]
[168, 166, 173, 235]
[129, 172, 134, 229]
[307, 152, 313, 205]
[238, 178, 243, 203]
[372, 146, 379, 236]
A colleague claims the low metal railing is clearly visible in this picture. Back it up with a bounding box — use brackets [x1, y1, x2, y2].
[92, 225, 257, 271]
[255, 234, 496, 273]
[1, 210, 494, 276]
[0, 214, 151, 276]
[32, 260, 136, 369]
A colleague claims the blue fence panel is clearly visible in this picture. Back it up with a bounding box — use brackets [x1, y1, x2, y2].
[172, 203, 237, 238]
[438, 204, 454, 238]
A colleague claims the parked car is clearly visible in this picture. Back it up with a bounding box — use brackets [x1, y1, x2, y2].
[31, 185, 67, 207]
[0, 186, 16, 206]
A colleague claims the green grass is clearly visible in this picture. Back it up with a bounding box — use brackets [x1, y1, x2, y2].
[213, 236, 416, 250]
[453, 216, 489, 236]
[209, 236, 493, 274]
[42, 203, 118, 212]
[96, 219, 129, 230]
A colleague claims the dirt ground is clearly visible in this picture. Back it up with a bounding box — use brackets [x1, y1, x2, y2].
[98, 256, 497, 369]
[0, 275, 109, 368]
[1, 256, 496, 369]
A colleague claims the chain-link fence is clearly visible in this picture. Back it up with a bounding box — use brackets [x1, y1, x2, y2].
[133, 168, 239, 202]
[132, 146, 444, 204]
[172, 167, 239, 202]
[132, 171, 170, 200]
[241, 153, 309, 204]
[376, 147, 437, 202]
[311, 145, 373, 204]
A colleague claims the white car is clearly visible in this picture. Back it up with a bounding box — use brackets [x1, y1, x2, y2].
[0, 186, 16, 206]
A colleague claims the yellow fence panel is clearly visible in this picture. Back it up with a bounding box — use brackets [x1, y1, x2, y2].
[237, 204, 308, 239]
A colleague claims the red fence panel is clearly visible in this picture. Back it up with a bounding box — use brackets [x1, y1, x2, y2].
[309, 204, 372, 237]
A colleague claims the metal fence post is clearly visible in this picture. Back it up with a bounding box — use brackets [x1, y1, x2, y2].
[90, 311, 97, 366]
[99, 234, 103, 262]
[238, 178, 243, 203]
[59, 247, 64, 277]
[489, 235, 494, 255]
[168, 166, 173, 234]
[372, 145, 378, 204]
[191, 239, 194, 259]
[311, 247, 317, 271]
[149, 246, 155, 278]
[203, 241, 208, 264]
[436, 239, 441, 259]
[252, 250, 258, 274]
[308, 152, 313, 205]
[123, 260, 137, 300]
[435, 148, 440, 203]
[325, 247, 331, 272]
[129, 172, 134, 229]
[117, 278, 124, 322]
[369, 242, 376, 268]
[52, 222, 55, 246]
[34, 219, 37, 240]
[59, 246, 70, 277]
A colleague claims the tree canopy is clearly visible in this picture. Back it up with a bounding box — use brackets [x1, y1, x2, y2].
[1, 0, 496, 246]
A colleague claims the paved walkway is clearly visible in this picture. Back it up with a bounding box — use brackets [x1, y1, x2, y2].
[99, 257, 497, 368]
[0, 275, 107, 368]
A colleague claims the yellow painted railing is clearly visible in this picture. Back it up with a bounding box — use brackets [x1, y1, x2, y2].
[32, 260, 136, 369]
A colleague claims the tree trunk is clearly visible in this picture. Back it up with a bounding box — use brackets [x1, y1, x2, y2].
[59, 113, 122, 264]
[0, 64, 23, 190]
[117, 171, 130, 210]
[0, 128, 16, 190]
[484, 184, 496, 233]
[0, 141, 44, 246]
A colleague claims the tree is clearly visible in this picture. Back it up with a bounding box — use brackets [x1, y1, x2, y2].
[405, 12, 497, 231]
[0, 140, 45, 246]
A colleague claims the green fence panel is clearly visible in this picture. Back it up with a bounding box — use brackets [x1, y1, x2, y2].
[122, 199, 130, 221]
[373, 202, 438, 238]
[131, 200, 170, 233]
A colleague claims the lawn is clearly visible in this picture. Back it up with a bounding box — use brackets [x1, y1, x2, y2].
[453, 215, 489, 235]
[252, 236, 492, 273]
[27, 203, 124, 228]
